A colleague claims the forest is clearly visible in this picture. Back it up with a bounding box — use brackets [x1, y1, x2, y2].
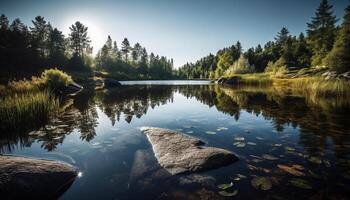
[0, 16, 174, 81]
[177, 0, 350, 79]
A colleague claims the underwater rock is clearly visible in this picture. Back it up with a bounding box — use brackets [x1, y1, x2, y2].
[0, 155, 77, 199]
[140, 127, 238, 175]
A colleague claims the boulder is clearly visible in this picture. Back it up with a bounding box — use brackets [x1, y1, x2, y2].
[216, 76, 241, 85]
[59, 81, 83, 96]
[104, 78, 121, 88]
[0, 155, 77, 199]
[140, 127, 238, 175]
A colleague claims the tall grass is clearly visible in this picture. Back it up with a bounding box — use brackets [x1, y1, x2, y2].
[0, 90, 60, 132]
[0, 68, 72, 134]
[276, 77, 350, 98]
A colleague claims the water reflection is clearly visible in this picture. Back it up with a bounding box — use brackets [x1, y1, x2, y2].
[2, 83, 350, 199]
[1, 84, 349, 155]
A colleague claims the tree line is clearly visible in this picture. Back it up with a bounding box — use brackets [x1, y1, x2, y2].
[0, 15, 174, 80]
[177, 0, 350, 79]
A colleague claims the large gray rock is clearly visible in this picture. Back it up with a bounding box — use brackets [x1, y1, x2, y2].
[141, 127, 238, 175]
[0, 155, 77, 199]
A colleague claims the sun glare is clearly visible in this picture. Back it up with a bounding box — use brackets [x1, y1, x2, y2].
[63, 16, 106, 54]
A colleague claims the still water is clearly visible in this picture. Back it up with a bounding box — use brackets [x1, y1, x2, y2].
[1, 81, 350, 199]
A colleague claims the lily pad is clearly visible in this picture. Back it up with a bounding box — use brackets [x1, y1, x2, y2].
[205, 131, 216, 135]
[247, 142, 257, 146]
[262, 154, 279, 161]
[277, 164, 305, 176]
[218, 190, 238, 197]
[308, 156, 322, 164]
[285, 147, 295, 151]
[234, 137, 245, 141]
[217, 182, 233, 190]
[290, 178, 312, 189]
[233, 142, 246, 148]
[251, 177, 273, 190]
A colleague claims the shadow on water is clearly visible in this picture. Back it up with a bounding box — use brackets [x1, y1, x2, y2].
[1, 83, 350, 199]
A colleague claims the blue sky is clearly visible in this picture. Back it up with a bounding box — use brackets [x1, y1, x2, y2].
[0, 0, 348, 67]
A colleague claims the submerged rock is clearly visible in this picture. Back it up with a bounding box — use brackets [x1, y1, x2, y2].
[140, 127, 238, 175]
[0, 155, 77, 199]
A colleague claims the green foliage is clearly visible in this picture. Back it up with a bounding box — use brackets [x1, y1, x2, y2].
[265, 58, 289, 77]
[215, 51, 234, 78]
[307, 0, 337, 66]
[324, 4, 350, 73]
[40, 68, 72, 89]
[8, 68, 73, 92]
[95, 36, 174, 80]
[225, 55, 255, 75]
[0, 90, 60, 132]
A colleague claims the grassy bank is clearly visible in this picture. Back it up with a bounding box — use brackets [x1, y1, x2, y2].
[0, 69, 73, 133]
[223, 73, 350, 98]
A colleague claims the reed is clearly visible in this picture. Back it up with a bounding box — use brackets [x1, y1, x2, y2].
[0, 90, 60, 133]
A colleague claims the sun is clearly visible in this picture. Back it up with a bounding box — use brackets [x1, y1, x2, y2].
[62, 16, 106, 54]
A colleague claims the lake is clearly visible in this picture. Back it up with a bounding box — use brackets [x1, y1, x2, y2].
[1, 81, 350, 199]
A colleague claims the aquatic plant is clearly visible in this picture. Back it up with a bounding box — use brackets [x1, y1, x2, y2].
[0, 90, 60, 133]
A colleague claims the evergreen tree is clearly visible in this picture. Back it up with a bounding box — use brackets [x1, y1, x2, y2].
[69, 21, 90, 57]
[307, 0, 337, 66]
[324, 3, 350, 72]
[30, 16, 50, 58]
[121, 38, 130, 62]
[48, 28, 66, 66]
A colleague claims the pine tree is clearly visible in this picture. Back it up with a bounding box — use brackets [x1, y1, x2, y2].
[307, 0, 337, 66]
[30, 16, 50, 58]
[69, 21, 90, 57]
[324, 3, 350, 72]
[121, 38, 130, 62]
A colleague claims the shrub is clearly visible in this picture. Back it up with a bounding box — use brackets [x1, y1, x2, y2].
[265, 57, 288, 77]
[225, 55, 255, 75]
[41, 68, 72, 89]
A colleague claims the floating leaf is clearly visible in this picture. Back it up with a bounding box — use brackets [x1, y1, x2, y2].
[285, 147, 295, 151]
[292, 164, 304, 171]
[262, 154, 279, 161]
[323, 160, 331, 167]
[247, 142, 257, 146]
[308, 156, 322, 164]
[234, 137, 245, 141]
[236, 174, 247, 179]
[251, 177, 273, 190]
[250, 155, 263, 159]
[217, 182, 233, 190]
[205, 131, 216, 135]
[234, 142, 246, 148]
[218, 190, 238, 197]
[290, 178, 312, 189]
[252, 159, 263, 163]
[277, 164, 305, 176]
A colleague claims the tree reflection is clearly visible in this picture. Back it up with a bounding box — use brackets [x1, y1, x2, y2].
[1, 84, 349, 166]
